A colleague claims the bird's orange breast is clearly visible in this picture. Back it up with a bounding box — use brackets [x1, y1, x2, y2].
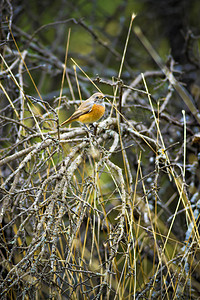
[78, 104, 105, 124]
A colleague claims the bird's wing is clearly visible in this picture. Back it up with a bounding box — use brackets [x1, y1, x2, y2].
[68, 100, 93, 121]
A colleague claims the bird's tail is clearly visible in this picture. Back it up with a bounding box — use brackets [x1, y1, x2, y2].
[60, 117, 73, 126]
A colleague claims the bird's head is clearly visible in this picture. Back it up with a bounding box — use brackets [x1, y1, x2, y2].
[92, 92, 105, 105]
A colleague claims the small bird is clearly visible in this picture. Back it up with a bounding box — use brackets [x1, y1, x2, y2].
[60, 92, 105, 126]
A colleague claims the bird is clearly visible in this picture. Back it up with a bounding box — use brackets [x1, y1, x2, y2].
[60, 92, 105, 126]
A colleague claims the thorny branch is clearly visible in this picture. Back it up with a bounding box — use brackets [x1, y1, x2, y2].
[1, 1, 200, 298]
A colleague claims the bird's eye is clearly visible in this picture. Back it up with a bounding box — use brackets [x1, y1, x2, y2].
[95, 96, 99, 100]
